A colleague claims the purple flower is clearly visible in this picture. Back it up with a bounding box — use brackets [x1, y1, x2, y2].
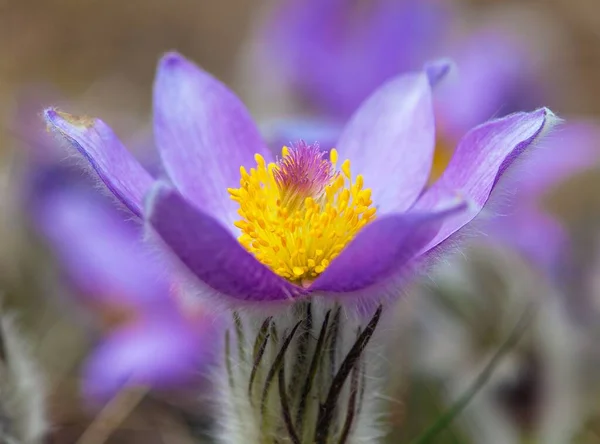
[25, 127, 221, 404]
[43, 52, 556, 308]
[31, 169, 172, 313]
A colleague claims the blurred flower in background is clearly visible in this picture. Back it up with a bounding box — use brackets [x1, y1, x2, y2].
[43, 45, 558, 443]
[244, 0, 553, 151]
[29, 165, 222, 404]
[487, 122, 600, 275]
[6, 89, 225, 440]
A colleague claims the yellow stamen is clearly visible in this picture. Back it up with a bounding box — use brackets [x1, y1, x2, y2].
[329, 148, 338, 166]
[228, 147, 377, 283]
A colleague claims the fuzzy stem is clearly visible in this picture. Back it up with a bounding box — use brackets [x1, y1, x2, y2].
[218, 300, 385, 444]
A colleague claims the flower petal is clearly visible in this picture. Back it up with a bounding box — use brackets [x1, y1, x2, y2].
[311, 200, 466, 294]
[82, 316, 217, 403]
[146, 183, 304, 303]
[336, 71, 436, 213]
[30, 167, 172, 311]
[44, 109, 153, 218]
[414, 108, 558, 252]
[153, 52, 271, 227]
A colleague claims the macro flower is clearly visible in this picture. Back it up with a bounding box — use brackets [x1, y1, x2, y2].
[43, 52, 555, 307]
[41, 51, 556, 443]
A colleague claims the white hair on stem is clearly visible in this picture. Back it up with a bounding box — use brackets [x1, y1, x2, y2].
[213, 298, 390, 444]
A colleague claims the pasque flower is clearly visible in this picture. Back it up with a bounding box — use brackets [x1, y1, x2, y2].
[45, 53, 554, 306]
[43, 52, 555, 442]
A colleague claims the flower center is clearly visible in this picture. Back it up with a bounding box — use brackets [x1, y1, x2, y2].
[228, 141, 376, 285]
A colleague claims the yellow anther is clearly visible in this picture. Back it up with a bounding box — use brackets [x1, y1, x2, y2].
[355, 174, 364, 190]
[254, 153, 266, 167]
[341, 160, 351, 179]
[330, 148, 338, 165]
[282, 146, 290, 157]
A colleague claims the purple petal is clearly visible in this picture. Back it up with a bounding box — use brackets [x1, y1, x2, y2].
[32, 174, 172, 310]
[44, 109, 153, 218]
[146, 183, 304, 303]
[82, 316, 218, 403]
[311, 200, 466, 294]
[337, 72, 435, 213]
[153, 52, 271, 227]
[414, 108, 558, 252]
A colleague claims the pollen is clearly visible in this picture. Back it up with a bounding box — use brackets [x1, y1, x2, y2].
[228, 141, 376, 284]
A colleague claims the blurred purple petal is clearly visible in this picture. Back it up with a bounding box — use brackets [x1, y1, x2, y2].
[44, 109, 153, 218]
[82, 316, 218, 403]
[153, 52, 271, 227]
[489, 121, 600, 272]
[146, 183, 304, 303]
[337, 72, 435, 213]
[33, 177, 172, 310]
[414, 108, 557, 252]
[435, 30, 539, 139]
[312, 200, 466, 294]
[265, 0, 447, 117]
[491, 208, 568, 274]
